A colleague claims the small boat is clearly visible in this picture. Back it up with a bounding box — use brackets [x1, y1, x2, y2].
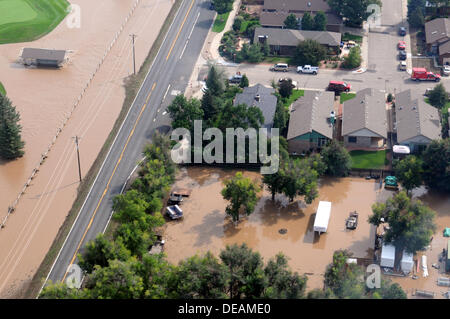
[346, 211, 358, 230]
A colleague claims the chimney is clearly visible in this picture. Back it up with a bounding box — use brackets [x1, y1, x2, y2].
[255, 94, 261, 102]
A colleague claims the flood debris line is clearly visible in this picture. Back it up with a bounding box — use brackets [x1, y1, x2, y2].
[0, 0, 142, 230]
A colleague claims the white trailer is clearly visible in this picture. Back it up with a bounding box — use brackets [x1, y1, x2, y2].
[401, 250, 414, 273]
[380, 244, 396, 268]
[313, 201, 332, 234]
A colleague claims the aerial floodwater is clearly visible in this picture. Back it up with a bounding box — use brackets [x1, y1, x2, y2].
[0, 0, 172, 297]
[164, 167, 386, 290]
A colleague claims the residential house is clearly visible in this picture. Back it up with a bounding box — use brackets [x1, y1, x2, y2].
[254, 27, 341, 56]
[260, 0, 342, 32]
[424, 18, 450, 64]
[342, 88, 387, 149]
[395, 89, 442, 153]
[234, 84, 278, 129]
[287, 90, 335, 153]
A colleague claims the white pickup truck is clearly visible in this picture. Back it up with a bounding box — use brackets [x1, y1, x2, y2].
[297, 65, 319, 75]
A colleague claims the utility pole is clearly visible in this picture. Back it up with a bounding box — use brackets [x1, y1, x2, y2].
[73, 136, 82, 182]
[130, 34, 137, 75]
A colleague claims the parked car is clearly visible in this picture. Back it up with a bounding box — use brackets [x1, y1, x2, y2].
[347, 41, 357, 48]
[399, 61, 407, 71]
[327, 81, 351, 94]
[228, 73, 243, 84]
[398, 41, 406, 50]
[166, 205, 183, 220]
[443, 65, 450, 76]
[279, 78, 298, 88]
[399, 27, 407, 36]
[399, 50, 407, 60]
[297, 65, 319, 74]
[270, 63, 289, 72]
[411, 67, 441, 82]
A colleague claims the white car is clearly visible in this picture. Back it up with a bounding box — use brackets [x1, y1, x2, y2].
[443, 65, 450, 76]
[297, 65, 319, 75]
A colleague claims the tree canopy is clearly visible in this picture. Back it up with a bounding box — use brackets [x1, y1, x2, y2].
[320, 140, 352, 177]
[422, 139, 450, 193]
[393, 155, 423, 194]
[0, 94, 25, 160]
[284, 14, 299, 29]
[293, 39, 327, 66]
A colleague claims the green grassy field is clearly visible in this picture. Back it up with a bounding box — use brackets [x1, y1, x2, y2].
[0, 82, 5, 96]
[212, 12, 230, 33]
[0, 0, 69, 44]
[282, 90, 304, 108]
[350, 150, 387, 169]
[340, 92, 356, 103]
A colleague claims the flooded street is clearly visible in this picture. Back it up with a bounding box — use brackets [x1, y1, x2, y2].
[0, 0, 172, 297]
[164, 167, 385, 290]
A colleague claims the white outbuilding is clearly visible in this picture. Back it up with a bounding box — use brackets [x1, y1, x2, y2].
[380, 243, 396, 268]
[401, 250, 414, 273]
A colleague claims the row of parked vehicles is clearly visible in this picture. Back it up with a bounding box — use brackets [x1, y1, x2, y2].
[269, 63, 319, 75]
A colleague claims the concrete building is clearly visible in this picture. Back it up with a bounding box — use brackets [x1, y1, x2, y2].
[287, 90, 335, 153]
[342, 88, 387, 149]
[395, 90, 442, 153]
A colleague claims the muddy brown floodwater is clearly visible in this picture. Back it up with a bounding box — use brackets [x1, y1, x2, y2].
[0, 0, 172, 297]
[164, 167, 385, 291]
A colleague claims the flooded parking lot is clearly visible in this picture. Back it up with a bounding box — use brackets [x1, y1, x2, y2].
[163, 166, 388, 290]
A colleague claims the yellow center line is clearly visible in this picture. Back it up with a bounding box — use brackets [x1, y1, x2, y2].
[166, 0, 195, 61]
[62, 87, 154, 282]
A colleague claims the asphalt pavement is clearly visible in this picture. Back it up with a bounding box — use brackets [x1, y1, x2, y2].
[43, 0, 215, 287]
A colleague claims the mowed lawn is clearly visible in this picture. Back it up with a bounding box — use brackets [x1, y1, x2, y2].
[212, 12, 230, 33]
[0, 0, 69, 44]
[349, 150, 387, 169]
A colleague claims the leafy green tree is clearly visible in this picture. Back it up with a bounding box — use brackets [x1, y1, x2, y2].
[233, 16, 243, 32]
[170, 252, 229, 298]
[284, 14, 299, 29]
[39, 282, 88, 299]
[137, 254, 174, 298]
[246, 43, 265, 63]
[84, 259, 144, 299]
[293, 39, 327, 66]
[201, 89, 222, 124]
[307, 288, 337, 299]
[221, 172, 260, 222]
[378, 280, 407, 299]
[369, 191, 436, 253]
[328, 0, 382, 27]
[263, 253, 307, 298]
[216, 101, 264, 131]
[168, 95, 203, 132]
[393, 155, 423, 194]
[301, 12, 314, 30]
[320, 140, 352, 176]
[428, 83, 448, 108]
[273, 99, 289, 134]
[409, 7, 425, 28]
[313, 11, 328, 31]
[212, 0, 234, 14]
[78, 234, 131, 273]
[280, 158, 319, 203]
[219, 243, 266, 299]
[278, 79, 293, 99]
[324, 250, 366, 298]
[206, 65, 224, 96]
[0, 94, 25, 160]
[238, 74, 249, 89]
[422, 139, 450, 193]
[342, 46, 362, 69]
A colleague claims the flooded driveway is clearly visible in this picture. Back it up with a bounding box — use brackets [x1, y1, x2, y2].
[163, 167, 385, 290]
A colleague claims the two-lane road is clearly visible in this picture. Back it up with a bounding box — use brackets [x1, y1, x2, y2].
[43, 0, 215, 287]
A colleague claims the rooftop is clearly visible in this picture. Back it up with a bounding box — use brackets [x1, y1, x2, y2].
[254, 27, 341, 47]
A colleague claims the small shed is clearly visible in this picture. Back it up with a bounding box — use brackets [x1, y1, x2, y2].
[313, 201, 332, 234]
[401, 250, 414, 273]
[21, 48, 67, 67]
[380, 243, 396, 268]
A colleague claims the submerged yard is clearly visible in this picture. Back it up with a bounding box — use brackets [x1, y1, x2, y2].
[163, 167, 382, 290]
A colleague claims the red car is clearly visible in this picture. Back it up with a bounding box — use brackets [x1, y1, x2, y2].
[398, 41, 406, 50]
[327, 81, 351, 94]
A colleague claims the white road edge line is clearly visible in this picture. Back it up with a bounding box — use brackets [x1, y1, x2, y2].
[38, 0, 188, 298]
[180, 11, 200, 60]
[163, 84, 171, 101]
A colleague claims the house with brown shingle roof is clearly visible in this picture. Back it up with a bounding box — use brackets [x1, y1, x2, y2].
[260, 0, 342, 32]
[395, 90, 442, 153]
[254, 27, 341, 56]
[287, 90, 335, 153]
[424, 18, 450, 64]
[342, 88, 387, 149]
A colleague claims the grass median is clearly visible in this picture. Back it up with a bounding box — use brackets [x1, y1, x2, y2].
[212, 12, 230, 33]
[24, 0, 183, 299]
